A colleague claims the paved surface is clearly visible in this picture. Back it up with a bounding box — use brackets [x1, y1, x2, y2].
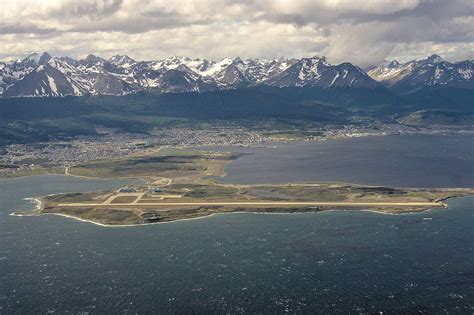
[103, 193, 144, 204]
[58, 201, 444, 207]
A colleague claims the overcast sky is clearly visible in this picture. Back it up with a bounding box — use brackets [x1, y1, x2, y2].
[0, 0, 473, 66]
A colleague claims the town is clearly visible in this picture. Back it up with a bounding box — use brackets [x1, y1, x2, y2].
[0, 120, 470, 177]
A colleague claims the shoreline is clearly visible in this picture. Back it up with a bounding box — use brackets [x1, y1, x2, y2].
[0, 171, 147, 182]
[9, 195, 456, 228]
[10, 201, 220, 227]
[4, 137, 472, 228]
[29, 212, 220, 228]
[10, 205, 445, 228]
[2, 172, 469, 192]
[3, 132, 473, 184]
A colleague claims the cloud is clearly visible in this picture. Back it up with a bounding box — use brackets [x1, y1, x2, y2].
[256, 0, 422, 25]
[0, 22, 58, 35]
[0, 0, 472, 66]
[51, 0, 124, 19]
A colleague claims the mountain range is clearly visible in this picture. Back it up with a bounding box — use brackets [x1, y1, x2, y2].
[0, 52, 472, 97]
[367, 54, 473, 91]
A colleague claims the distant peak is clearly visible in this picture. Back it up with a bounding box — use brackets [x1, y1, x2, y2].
[426, 54, 443, 63]
[310, 56, 329, 64]
[309, 55, 326, 61]
[109, 55, 135, 65]
[300, 56, 329, 66]
[26, 52, 39, 58]
[85, 54, 103, 62]
[219, 57, 233, 63]
[388, 60, 400, 67]
[38, 52, 52, 65]
[233, 56, 243, 64]
[22, 52, 40, 63]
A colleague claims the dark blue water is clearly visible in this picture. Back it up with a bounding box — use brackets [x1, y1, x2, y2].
[216, 134, 474, 187]
[0, 174, 473, 313]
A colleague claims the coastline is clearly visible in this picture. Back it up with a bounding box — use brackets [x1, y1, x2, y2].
[4, 138, 471, 228]
[9, 195, 453, 228]
[38, 212, 220, 228]
[0, 171, 147, 182]
[4, 131, 473, 183]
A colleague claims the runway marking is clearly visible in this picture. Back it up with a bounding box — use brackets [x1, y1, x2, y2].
[57, 201, 444, 207]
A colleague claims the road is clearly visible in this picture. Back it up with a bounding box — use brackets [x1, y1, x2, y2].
[57, 201, 444, 208]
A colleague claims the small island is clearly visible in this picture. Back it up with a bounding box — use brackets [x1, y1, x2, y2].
[15, 149, 474, 226]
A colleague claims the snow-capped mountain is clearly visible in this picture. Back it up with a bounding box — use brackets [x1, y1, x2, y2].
[2, 52, 90, 97]
[0, 53, 42, 95]
[266, 57, 377, 88]
[368, 54, 474, 90]
[1, 52, 381, 97]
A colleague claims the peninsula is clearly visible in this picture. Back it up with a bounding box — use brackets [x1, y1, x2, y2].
[15, 148, 474, 226]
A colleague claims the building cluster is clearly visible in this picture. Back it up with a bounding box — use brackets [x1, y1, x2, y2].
[152, 127, 269, 146]
[0, 121, 463, 177]
[0, 133, 151, 176]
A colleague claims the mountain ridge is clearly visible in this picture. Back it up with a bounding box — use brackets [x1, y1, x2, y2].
[367, 54, 473, 90]
[1, 52, 472, 98]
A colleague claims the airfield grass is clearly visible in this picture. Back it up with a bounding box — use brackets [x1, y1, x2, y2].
[43, 207, 142, 225]
[0, 166, 64, 178]
[28, 146, 474, 226]
[110, 196, 138, 204]
[38, 178, 474, 225]
[67, 150, 214, 178]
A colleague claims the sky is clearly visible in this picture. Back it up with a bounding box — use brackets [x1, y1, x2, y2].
[0, 0, 473, 67]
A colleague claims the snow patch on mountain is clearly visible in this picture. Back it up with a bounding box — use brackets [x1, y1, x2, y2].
[3, 52, 470, 97]
[368, 55, 473, 89]
[46, 75, 58, 95]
